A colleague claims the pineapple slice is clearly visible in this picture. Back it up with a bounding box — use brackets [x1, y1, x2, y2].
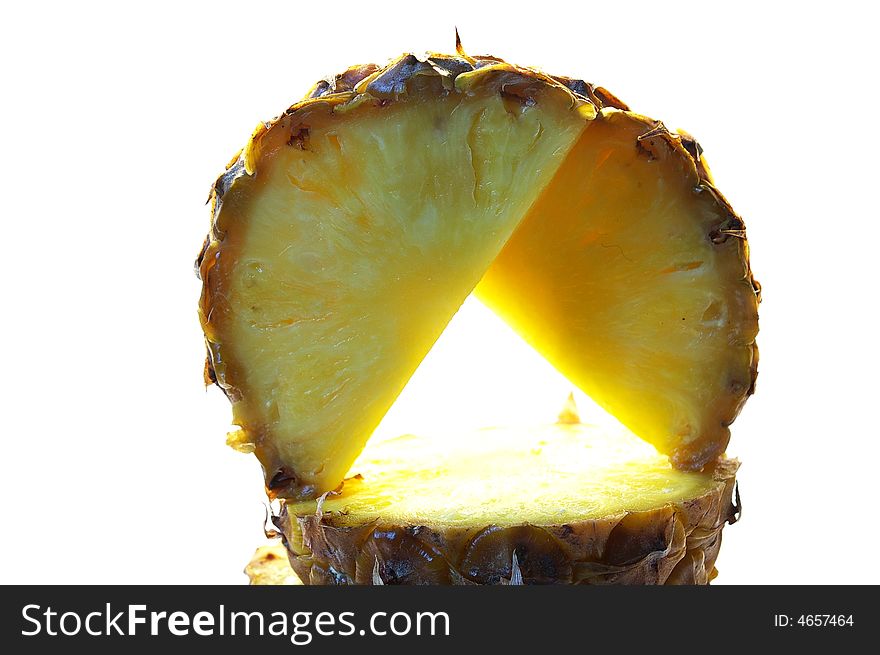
[276, 421, 739, 585]
[245, 544, 302, 586]
[199, 58, 591, 497]
[476, 113, 759, 469]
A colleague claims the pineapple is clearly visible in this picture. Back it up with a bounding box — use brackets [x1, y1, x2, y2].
[476, 113, 759, 469]
[199, 56, 591, 498]
[275, 415, 739, 585]
[198, 47, 758, 584]
[246, 544, 303, 586]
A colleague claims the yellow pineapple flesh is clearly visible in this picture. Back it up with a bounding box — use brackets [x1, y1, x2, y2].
[289, 422, 724, 527]
[476, 112, 759, 469]
[199, 60, 590, 497]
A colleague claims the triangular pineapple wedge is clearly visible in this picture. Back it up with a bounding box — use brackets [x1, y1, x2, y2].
[198, 57, 591, 497]
[476, 112, 759, 469]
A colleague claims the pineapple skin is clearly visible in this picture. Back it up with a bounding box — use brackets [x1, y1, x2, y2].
[273, 460, 738, 585]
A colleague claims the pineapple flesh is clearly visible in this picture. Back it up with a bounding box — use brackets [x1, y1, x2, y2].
[200, 58, 592, 497]
[245, 545, 303, 586]
[476, 112, 759, 469]
[291, 423, 725, 527]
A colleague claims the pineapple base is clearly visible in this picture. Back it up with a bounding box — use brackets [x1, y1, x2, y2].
[273, 424, 739, 585]
[246, 545, 303, 586]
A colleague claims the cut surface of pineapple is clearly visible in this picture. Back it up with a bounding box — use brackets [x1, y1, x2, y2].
[199, 58, 591, 497]
[476, 112, 759, 469]
[277, 422, 738, 585]
[289, 423, 721, 527]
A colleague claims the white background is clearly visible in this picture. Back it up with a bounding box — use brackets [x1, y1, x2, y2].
[1, 0, 877, 584]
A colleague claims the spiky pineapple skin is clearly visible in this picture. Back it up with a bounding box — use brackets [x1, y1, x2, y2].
[271, 460, 738, 585]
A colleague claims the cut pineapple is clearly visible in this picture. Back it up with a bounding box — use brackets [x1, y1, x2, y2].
[199, 57, 591, 497]
[198, 50, 758, 502]
[476, 113, 759, 469]
[275, 421, 738, 585]
[245, 544, 302, 586]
